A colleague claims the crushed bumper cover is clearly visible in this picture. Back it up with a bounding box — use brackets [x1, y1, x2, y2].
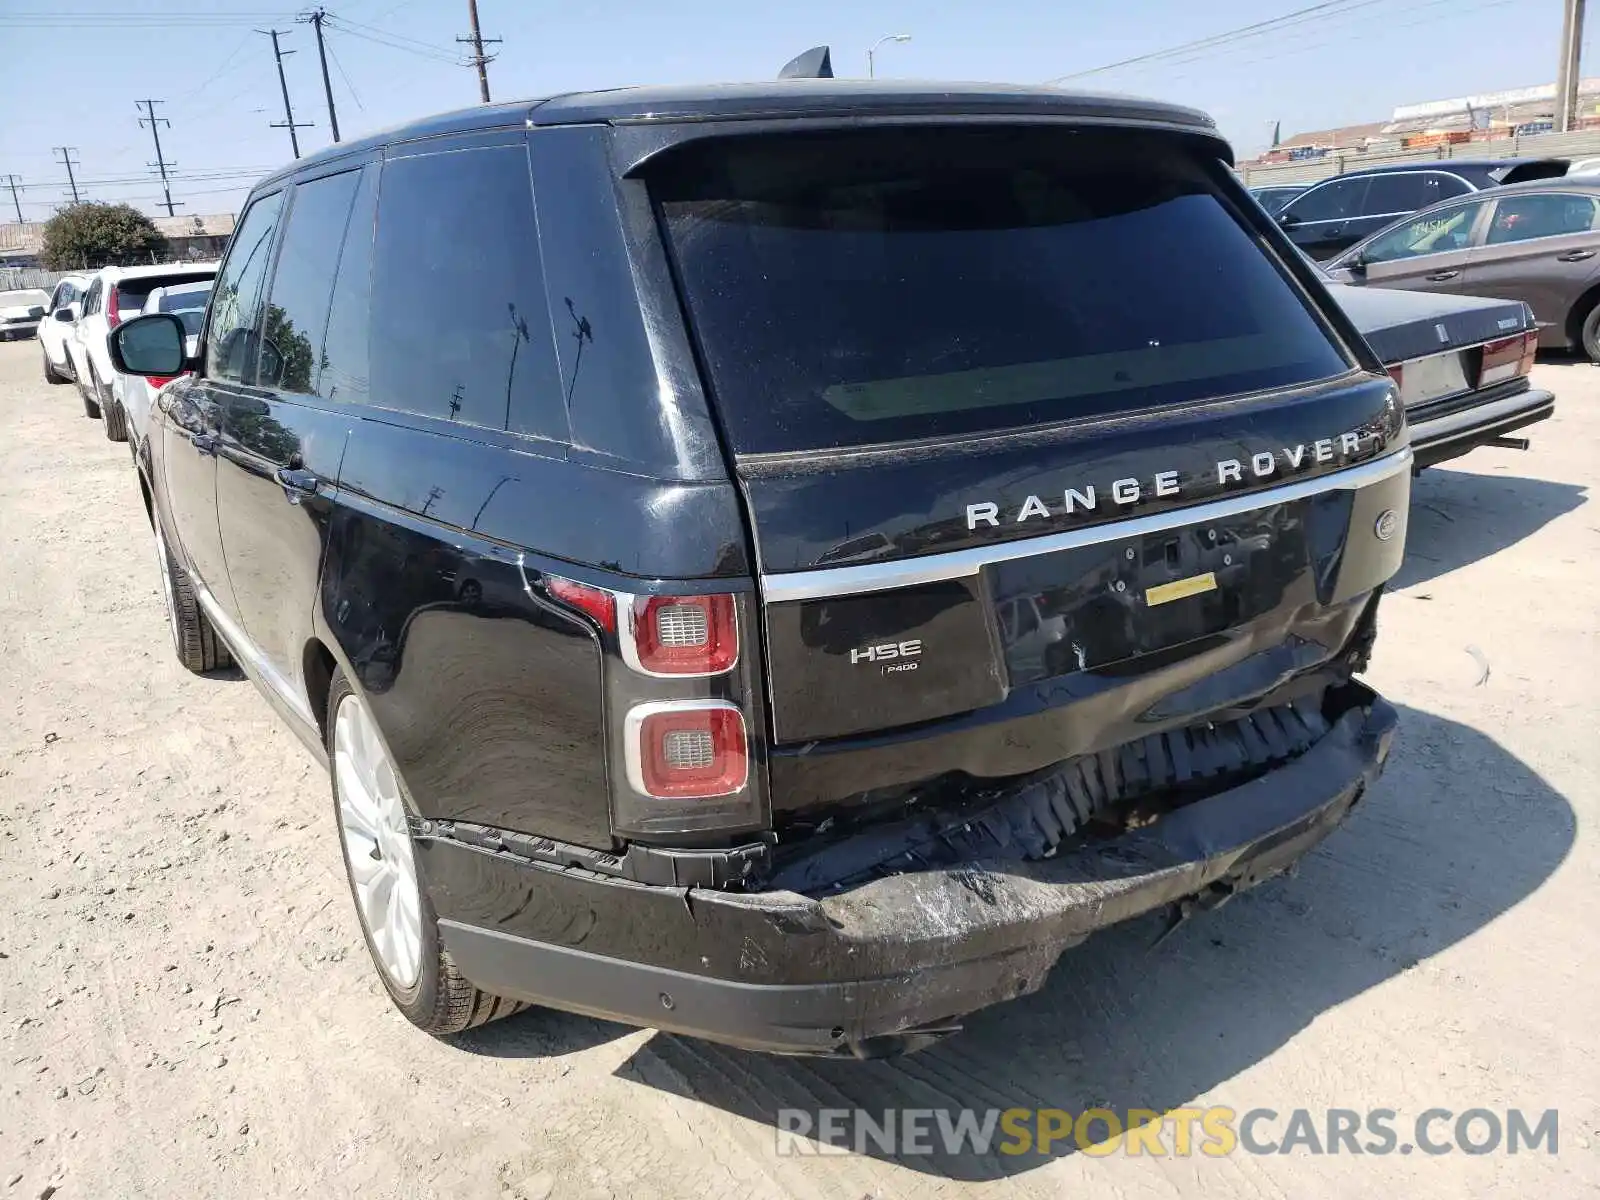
[428, 685, 1397, 1056]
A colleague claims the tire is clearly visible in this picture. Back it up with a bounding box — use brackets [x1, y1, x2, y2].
[102, 396, 129, 443]
[76, 360, 101, 419]
[42, 344, 69, 385]
[327, 669, 527, 1036]
[1580, 301, 1600, 362]
[152, 518, 232, 673]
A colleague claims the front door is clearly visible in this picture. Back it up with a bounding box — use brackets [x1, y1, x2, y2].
[215, 166, 370, 696]
[1333, 199, 1491, 296]
[1279, 175, 1372, 261]
[175, 188, 286, 618]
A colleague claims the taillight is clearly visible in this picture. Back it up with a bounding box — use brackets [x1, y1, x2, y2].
[625, 701, 748, 799]
[105, 285, 121, 330]
[1479, 331, 1538, 387]
[622, 594, 738, 676]
[547, 575, 616, 632]
[147, 375, 176, 388]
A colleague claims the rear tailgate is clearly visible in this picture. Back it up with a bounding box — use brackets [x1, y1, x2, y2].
[650, 124, 1404, 795]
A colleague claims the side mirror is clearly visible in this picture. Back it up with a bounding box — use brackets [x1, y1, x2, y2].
[54, 308, 75, 324]
[1344, 253, 1368, 276]
[109, 312, 188, 378]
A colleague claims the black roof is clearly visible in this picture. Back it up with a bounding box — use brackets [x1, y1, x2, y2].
[256, 80, 1227, 191]
[1333, 157, 1567, 177]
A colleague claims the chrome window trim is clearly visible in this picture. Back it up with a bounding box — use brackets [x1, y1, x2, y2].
[760, 445, 1413, 603]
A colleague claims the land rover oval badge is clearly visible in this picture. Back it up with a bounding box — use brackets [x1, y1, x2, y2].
[1375, 509, 1400, 541]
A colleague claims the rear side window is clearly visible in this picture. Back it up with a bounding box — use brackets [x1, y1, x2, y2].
[1363, 172, 1469, 217]
[318, 166, 376, 404]
[653, 128, 1349, 454]
[206, 192, 284, 385]
[258, 168, 363, 394]
[1487, 193, 1600, 244]
[369, 144, 565, 439]
[1283, 177, 1369, 223]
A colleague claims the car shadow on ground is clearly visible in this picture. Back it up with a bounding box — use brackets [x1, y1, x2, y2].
[1396, 466, 1586, 590]
[586, 703, 1574, 1180]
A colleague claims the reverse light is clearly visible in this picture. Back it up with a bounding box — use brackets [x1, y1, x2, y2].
[547, 575, 616, 632]
[624, 701, 748, 799]
[622, 593, 739, 676]
[1479, 331, 1539, 387]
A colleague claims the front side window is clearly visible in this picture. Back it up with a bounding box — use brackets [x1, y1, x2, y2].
[205, 191, 284, 384]
[258, 169, 363, 394]
[369, 144, 564, 438]
[1486, 193, 1600, 245]
[654, 127, 1350, 454]
[83, 279, 101, 316]
[1282, 177, 1369, 223]
[1360, 200, 1486, 264]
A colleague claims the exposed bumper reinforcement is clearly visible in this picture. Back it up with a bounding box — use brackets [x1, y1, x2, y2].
[434, 686, 1397, 1056]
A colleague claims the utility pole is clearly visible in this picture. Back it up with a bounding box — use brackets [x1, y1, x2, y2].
[456, 0, 501, 104]
[1, 175, 22, 224]
[1556, 0, 1587, 132]
[136, 99, 181, 217]
[54, 148, 81, 205]
[258, 28, 314, 158]
[301, 8, 341, 143]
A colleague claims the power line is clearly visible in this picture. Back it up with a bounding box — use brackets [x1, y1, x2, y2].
[325, 38, 366, 112]
[136, 99, 181, 217]
[54, 147, 82, 204]
[323, 16, 458, 64]
[1045, 0, 1388, 82]
[258, 28, 315, 158]
[457, 0, 501, 103]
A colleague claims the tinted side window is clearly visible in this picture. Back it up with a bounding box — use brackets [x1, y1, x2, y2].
[1361, 201, 1486, 263]
[258, 169, 362, 394]
[205, 192, 284, 384]
[1362, 173, 1432, 216]
[1432, 173, 1472, 200]
[318, 166, 376, 404]
[83, 279, 101, 316]
[369, 145, 565, 439]
[1487, 193, 1600, 244]
[1283, 177, 1369, 222]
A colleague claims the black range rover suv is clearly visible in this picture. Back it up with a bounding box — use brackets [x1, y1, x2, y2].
[111, 81, 1409, 1057]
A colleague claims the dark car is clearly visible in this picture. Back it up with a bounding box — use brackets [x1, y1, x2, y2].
[1248, 183, 1306, 215]
[110, 79, 1409, 1057]
[1325, 178, 1600, 359]
[1329, 283, 1552, 468]
[1277, 158, 1569, 261]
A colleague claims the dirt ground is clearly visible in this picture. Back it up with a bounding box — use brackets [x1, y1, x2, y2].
[0, 339, 1595, 1199]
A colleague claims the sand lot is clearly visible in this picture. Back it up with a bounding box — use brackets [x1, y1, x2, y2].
[0, 339, 1595, 1198]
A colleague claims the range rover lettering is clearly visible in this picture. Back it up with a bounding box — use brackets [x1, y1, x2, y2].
[111, 78, 1409, 1056]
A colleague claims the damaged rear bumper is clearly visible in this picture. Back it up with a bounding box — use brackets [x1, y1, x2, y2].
[426, 685, 1397, 1056]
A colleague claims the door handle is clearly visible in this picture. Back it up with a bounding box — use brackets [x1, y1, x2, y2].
[275, 466, 322, 502]
[1556, 249, 1596, 262]
[1425, 269, 1460, 281]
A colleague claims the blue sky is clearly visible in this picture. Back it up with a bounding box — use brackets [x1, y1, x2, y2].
[0, 0, 1585, 221]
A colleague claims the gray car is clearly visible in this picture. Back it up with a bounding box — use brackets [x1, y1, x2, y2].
[1325, 177, 1600, 359]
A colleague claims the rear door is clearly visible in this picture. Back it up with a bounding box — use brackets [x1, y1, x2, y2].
[167, 190, 285, 616]
[648, 125, 1389, 744]
[1278, 175, 1372, 260]
[1465, 191, 1600, 334]
[1334, 198, 1491, 293]
[215, 165, 371, 696]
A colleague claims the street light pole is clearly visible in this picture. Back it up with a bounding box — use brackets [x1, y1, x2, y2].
[867, 33, 912, 78]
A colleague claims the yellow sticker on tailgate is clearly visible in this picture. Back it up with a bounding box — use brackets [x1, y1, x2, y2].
[1145, 571, 1219, 608]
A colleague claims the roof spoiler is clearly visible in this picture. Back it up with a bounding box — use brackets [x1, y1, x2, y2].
[778, 46, 833, 80]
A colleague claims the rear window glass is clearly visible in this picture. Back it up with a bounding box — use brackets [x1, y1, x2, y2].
[652, 128, 1349, 454]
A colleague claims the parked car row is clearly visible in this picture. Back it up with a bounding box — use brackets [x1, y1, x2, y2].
[38, 262, 216, 445]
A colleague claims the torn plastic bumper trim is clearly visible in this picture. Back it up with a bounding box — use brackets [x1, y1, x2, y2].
[433, 686, 1397, 1055]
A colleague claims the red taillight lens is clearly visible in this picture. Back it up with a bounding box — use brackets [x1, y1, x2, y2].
[626, 702, 748, 799]
[624, 594, 738, 676]
[105, 285, 121, 330]
[547, 575, 616, 632]
[1479, 331, 1538, 386]
[146, 375, 176, 388]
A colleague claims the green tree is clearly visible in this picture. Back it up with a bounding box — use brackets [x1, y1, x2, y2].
[40, 202, 167, 270]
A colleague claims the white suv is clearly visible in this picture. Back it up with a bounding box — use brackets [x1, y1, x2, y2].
[118, 279, 213, 450]
[38, 274, 90, 385]
[66, 263, 217, 441]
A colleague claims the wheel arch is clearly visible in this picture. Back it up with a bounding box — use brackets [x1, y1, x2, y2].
[1563, 280, 1600, 348]
[302, 638, 340, 743]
